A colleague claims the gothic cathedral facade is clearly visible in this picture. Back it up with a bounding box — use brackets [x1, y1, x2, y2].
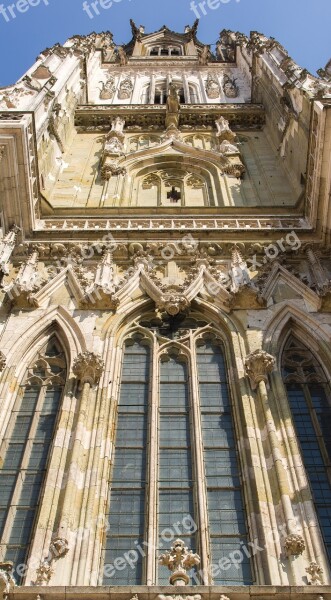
[0, 20, 331, 600]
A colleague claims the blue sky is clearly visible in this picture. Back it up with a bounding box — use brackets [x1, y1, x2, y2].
[0, 0, 330, 87]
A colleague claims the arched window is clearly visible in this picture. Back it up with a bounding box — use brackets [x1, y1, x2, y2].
[102, 319, 252, 585]
[282, 336, 331, 564]
[0, 337, 66, 583]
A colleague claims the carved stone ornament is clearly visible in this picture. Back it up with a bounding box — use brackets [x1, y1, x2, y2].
[0, 352, 6, 373]
[99, 76, 116, 100]
[284, 533, 305, 557]
[223, 74, 239, 98]
[72, 352, 104, 385]
[223, 162, 246, 178]
[219, 140, 239, 154]
[159, 539, 200, 586]
[0, 146, 5, 163]
[35, 560, 54, 586]
[118, 76, 133, 100]
[215, 116, 236, 143]
[49, 537, 69, 560]
[101, 160, 126, 180]
[156, 294, 190, 317]
[0, 562, 15, 597]
[205, 73, 220, 99]
[165, 83, 180, 130]
[306, 561, 323, 585]
[244, 349, 276, 390]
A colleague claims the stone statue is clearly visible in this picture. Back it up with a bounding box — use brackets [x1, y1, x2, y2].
[117, 46, 128, 66]
[165, 84, 180, 130]
[198, 45, 210, 66]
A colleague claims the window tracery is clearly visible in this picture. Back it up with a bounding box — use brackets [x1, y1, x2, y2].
[101, 321, 252, 585]
[282, 336, 331, 564]
[0, 337, 66, 583]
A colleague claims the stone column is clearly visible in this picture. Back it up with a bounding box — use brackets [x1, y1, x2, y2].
[245, 349, 305, 584]
[149, 74, 156, 104]
[56, 352, 104, 580]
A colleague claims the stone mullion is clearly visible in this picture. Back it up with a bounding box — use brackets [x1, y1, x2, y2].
[270, 370, 330, 583]
[146, 336, 158, 584]
[86, 341, 122, 585]
[27, 377, 78, 584]
[70, 382, 101, 585]
[189, 334, 210, 584]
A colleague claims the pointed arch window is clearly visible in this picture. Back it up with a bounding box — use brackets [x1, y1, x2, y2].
[282, 336, 331, 564]
[0, 337, 66, 583]
[102, 319, 252, 585]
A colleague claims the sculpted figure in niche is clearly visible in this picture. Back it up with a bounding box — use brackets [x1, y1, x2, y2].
[205, 73, 220, 99]
[165, 83, 180, 130]
[118, 76, 133, 100]
[223, 74, 239, 98]
[99, 77, 116, 100]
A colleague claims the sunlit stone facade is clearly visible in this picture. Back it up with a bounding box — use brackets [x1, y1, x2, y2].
[0, 20, 331, 600]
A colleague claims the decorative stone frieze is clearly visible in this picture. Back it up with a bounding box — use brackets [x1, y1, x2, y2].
[72, 352, 104, 385]
[305, 561, 323, 585]
[0, 563, 15, 597]
[284, 533, 306, 557]
[245, 349, 276, 390]
[159, 595, 201, 600]
[159, 539, 200, 585]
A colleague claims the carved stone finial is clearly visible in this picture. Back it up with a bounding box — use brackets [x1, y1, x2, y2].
[306, 561, 323, 585]
[245, 349, 276, 389]
[159, 539, 200, 586]
[0, 562, 16, 597]
[73, 352, 104, 385]
[284, 533, 305, 557]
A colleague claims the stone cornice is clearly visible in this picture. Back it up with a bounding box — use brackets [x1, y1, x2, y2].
[75, 103, 265, 131]
[7, 585, 331, 600]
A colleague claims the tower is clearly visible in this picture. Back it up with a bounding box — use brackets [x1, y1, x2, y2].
[0, 19, 331, 598]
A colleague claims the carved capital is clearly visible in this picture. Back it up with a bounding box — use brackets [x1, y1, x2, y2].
[305, 561, 323, 584]
[284, 533, 305, 556]
[245, 349, 275, 389]
[73, 352, 104, 385]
